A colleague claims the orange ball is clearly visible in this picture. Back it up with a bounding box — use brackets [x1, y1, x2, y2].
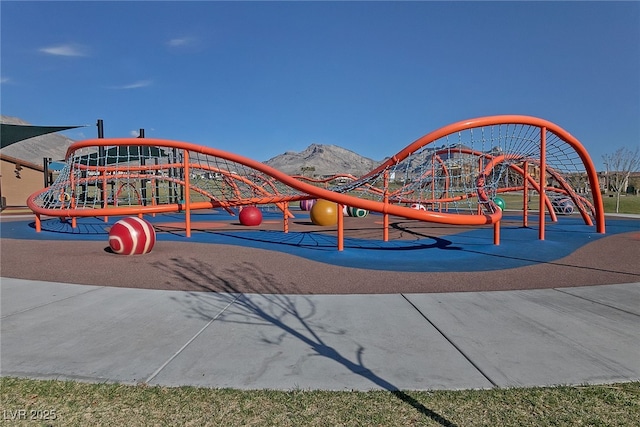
[310, 199, 338, 226]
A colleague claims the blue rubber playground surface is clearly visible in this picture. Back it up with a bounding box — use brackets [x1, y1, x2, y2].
[2, 209, 638, 273]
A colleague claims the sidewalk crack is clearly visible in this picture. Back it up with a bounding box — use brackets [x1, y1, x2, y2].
[143, 295, 239, 385]
[553, 288, 640, 317]
[401, 293, 498, 388]
[0, 286, 105, 319]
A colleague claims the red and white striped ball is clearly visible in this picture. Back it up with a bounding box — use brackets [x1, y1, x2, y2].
[410, 203, 427, 211]
[108, 217, 156, 255]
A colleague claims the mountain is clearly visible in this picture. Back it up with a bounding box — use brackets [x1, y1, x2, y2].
[0, 115, 76, 165]
[1, 115, 381, 177]
[264, 143, 381, 177]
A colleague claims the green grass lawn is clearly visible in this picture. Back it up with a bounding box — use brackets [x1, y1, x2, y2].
[1, 378, 638, 426]
[496, 193, 640, 215]
[601, 194, 640, 214]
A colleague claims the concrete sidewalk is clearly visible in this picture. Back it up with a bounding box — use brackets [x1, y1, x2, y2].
[1, 277, 639, 390]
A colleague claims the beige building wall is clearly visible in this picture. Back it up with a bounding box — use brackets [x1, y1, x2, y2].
[0, 156, 45, 207]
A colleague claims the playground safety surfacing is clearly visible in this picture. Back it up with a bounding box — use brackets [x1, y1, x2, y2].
[1, 209, 639, 274]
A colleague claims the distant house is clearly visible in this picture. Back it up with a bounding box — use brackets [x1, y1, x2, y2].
[0, 154, 47, 208]
[598, 170, 640, 195]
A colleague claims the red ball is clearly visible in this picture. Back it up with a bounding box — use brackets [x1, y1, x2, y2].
[108, 217, 156, 255]
[239, 206, 263, 226]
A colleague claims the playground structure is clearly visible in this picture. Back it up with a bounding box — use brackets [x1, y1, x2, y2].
[27, 115, 605, 250]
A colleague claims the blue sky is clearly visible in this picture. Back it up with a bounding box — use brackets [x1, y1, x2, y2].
[1, 1, 638, 170]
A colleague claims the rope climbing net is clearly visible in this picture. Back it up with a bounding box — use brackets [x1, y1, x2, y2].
[28, 115, 604, 234]
[329, 121, 597, 219]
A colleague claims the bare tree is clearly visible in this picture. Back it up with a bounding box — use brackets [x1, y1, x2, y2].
[602, 146, 640, 213]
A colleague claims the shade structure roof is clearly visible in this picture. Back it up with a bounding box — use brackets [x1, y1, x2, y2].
[1, 123, 84, 149]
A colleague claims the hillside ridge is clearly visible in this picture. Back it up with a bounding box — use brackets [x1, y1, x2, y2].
[263, 143, 381, 177]
[1, 116, 381, 176]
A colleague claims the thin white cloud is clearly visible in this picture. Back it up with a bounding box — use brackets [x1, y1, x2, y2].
[39, 44, 88, 57]
[110, 80, 153, 90]
[167, 37, 195, 48]
[0, 77, 10, 84]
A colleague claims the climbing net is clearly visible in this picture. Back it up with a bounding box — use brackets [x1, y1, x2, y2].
[33, 143, 307, 217]
[28, 115, 604, 233]
[330, 122, 597, 219]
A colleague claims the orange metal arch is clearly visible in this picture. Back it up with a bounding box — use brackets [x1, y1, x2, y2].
[30, 137, 502, 226]
[359, 115, 604, 233]
[27, 115, 604, 242]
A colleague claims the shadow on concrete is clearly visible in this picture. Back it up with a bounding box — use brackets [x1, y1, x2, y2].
[153, 257, 458, 427]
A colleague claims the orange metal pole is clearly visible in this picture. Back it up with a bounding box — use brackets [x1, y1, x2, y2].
[383, 170, 389, 242]
[35, 214, 41, 232]
[477, 156, 483, 215]
[102, 169, 108, 222]
[283, 201, 289, 233]
[430, 160, 435, 210]
[151, 177, 157, 217]
[383, 213, 389, 241]
[70, 170, 77, 229]
[539, 127, 546, 240]
[183, 150, 191, 237]
[523, 160, 529, 228]
[337, 204, 344, 251]
[493, 220, 500, 245]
